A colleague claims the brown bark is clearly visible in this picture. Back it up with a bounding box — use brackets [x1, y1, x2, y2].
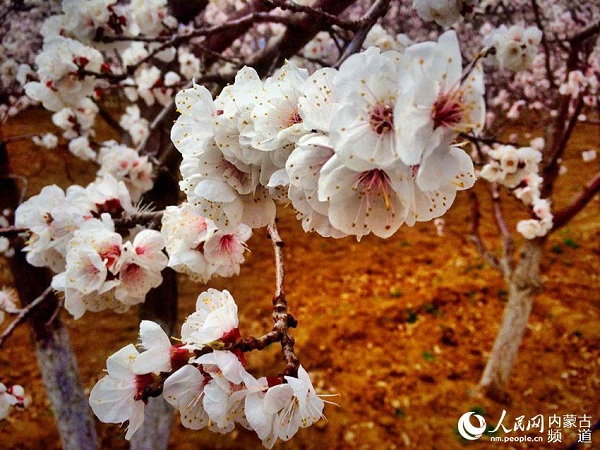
[1, 142, 99, 450]
[479, 238, 543, 403]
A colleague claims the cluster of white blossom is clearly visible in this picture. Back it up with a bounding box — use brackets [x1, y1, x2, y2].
[412, 0, 479, 27]
[14, 175, 134, 273]
[14, 170, 252, 318]
[364, 24, 414, 53]
[97, 141, 154, 202]
[51, 215, 168, 319]
[90, 289, 325, 448]
[20, 0, 188, 155]
[161, 203, 251, 282]
[483, 24, 543, 71]
[41, 0, 175, 42]
[24, 36, 104, 112]
[0, 382, 27, 421]
[480, 143, 553, 239]
[172, 30, 482, 240]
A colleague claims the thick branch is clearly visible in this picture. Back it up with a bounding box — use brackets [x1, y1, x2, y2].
[267, 222, 299, 376]
[0, 225, 28, 236]
[334, 0, 391, 67]
[551, 171, 600, 232]
[249, 0, 357, 77]
[114, 210, 164, 230]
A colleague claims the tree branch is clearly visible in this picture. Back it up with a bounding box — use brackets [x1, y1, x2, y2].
[267, 221, 299, 377]
[551, 171, 600, 232]
[249, 0, 358, 77]
[0, 286, 52, 349]
[467, 190, 501, 272]
[542, 95, 585, 198]
[334, 0, 391, 68]
[490, 183, 515, 277]
[261, 0, 360, 30]
[530, 0, 556, 90]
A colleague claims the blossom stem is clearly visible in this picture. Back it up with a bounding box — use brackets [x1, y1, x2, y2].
[267, 221, 300, 377]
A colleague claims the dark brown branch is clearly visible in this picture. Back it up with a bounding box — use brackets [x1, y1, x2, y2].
[95, 100, 127, 138]
[334, 0, 391, 68]
[221, 330, 282, 353]
[249, 0, 358, 78]
[3, 133, 49, 144]
[0, 286, 52, 349]
[542, 95, 585, 198]
[531, 0, 556, 90]
[551, 171, 600, 232]
[114, 210, 164, 230]
[460, 132, 513, 148]
[0, 225, 28, 236]
[261, 0, 360, 30]
[467, 190, 501, 272]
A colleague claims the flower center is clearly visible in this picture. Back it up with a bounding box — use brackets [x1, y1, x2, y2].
[357, 169, 393, 210]
[432, 88, 465, 130]
[369, 104, 394, 134]
[287, 108, 302, 127]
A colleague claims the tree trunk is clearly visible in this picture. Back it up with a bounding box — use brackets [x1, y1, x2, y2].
[130, 162, 179, 450]
[1, 142, 99, 450]
[479, 238, 544, 403]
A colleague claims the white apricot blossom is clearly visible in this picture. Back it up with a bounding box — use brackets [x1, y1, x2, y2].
[181, 289, 240, 349]
[89, 344, 148, 440]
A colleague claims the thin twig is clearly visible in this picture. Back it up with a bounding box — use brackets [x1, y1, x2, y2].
[460, 132, 512, 148]
[261, 0, 359, 30]
[490, 183, 515, 277]
[95, 100, 127, 139]
[0, 286, 52, 348]
[531, 0, 556, 90]
[467, 190, 501, 272]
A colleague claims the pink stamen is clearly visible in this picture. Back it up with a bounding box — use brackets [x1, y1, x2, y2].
[432, 87, 465, 130]
[357, 169, 393, 210]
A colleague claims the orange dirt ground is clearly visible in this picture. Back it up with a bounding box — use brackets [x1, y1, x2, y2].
[0, 110, 598, 449]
